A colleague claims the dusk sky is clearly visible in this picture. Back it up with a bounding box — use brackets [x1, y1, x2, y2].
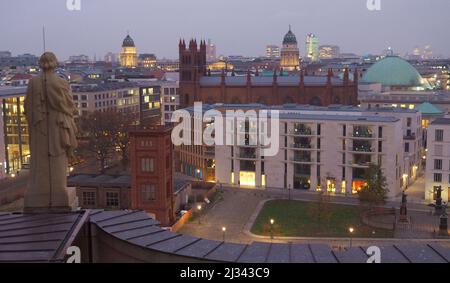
[1, 0, 449, 60]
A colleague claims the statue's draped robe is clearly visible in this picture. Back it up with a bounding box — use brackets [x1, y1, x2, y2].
[24, 72, 78, 209]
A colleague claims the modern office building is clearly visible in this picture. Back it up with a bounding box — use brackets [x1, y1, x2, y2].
[305, 33, 319, 62]
[319, 45, 340, 59]
[71, 82, 140, 116]
[266, 45, 281, 59]
[178, 104, 421, 198]
[206, 39, 217, 62]
[0, 86, 29, 177]
[160, 80, 180, 124]
[137, 82, 161, 125]
[425, 118, 450, 202]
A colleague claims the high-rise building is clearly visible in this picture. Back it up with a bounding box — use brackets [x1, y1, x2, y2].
[305, 33, 319, 62]
[280, 26, 300, 71]
[206, 39, 217, 62]
[68, 55, 90, 64]
[0, 51, 12, 58]
[120, 34, 138, 68]
[319, 45, 340, 59]
[423, 45, 433, 60]
[266, 45, 280, 59]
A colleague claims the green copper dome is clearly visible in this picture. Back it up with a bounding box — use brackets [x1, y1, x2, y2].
[361, 56, 431, 89]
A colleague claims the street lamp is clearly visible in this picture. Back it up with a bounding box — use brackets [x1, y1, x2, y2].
[197, 204, 202, 224]
[222, 226, 226, 241]
[270, 219, 275, 240]
[348, 227, 354, 248]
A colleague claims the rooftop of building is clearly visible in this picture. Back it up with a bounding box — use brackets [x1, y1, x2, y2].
[417, 102, 444, 115]
[361, 56, 431, 89]
[122, 34, 135, 48]
[185, 103, 418, 120]
[70, 81, 138, 92]
[67, 173, 189, 194]
[199, 75, 346, 87]
[0, 211, 89, 262]
[68, 174, 131, 187]
[430, 117, 450, 125]
[3, 210, 449, 263]
[0, 85, 27, 98]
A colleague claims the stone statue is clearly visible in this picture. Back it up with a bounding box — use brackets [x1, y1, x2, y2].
[23, 52, 78, 212]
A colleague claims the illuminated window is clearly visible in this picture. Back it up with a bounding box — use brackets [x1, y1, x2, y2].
[341, 181, 346, 194]
[409, 104, 415, 110]
[239, 171, 255, 187]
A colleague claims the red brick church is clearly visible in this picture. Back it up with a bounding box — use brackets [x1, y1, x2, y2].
[179, 39, 359, 108]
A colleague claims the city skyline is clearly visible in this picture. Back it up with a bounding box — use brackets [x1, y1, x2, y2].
[0, 0, 449, 60]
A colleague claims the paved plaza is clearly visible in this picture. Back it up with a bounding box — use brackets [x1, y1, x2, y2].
[179, 184, 450, 248]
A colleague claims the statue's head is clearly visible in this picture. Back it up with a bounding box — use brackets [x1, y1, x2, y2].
[39, 52, 58, 72]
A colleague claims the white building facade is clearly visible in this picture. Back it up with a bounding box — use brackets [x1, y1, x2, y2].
[182, 104, 421, 199]
[425, 118, 450, 203]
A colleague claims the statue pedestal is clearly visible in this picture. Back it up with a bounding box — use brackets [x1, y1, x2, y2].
[24, 187, 79, 213]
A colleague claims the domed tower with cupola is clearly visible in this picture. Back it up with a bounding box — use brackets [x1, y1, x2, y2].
[120, 33, 138, 68]
[280, 25, 300, 71]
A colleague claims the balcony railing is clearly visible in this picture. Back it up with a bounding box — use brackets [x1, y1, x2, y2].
[292, 143, 312, 149]
[351, 146, 373, 152]
[291, 128, 313, 136]
[239, 151, 257, 159]
[352, 131, 373, 138]
[403, 133, 416, 140]
[292, 156, 313, 163]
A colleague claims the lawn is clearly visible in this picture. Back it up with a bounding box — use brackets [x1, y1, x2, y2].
[251, 199, 394, 238]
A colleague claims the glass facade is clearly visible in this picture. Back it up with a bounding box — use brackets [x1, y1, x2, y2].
[2, 96, 29, 174]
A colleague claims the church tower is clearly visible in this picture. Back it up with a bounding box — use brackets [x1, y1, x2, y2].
[120, 33, 138, 68]
[179, 39, 207, 107]
[280, 26, 300, 71]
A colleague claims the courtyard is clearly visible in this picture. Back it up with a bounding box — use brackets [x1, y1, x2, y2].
[251, 199, 394, 238]
[178, 185, 450, 248]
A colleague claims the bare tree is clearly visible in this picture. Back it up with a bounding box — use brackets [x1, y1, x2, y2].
[110, 110, 138, 170]
[78, 110, 116, 173]
[307, 189, 333, 233]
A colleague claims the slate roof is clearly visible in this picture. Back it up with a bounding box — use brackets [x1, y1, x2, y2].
[67, 174, 131, 188]
[0, 211, 89, 262]
[199, 75, 344, 87]
[2, 210, 449, 263]
[89, 210, 450, 263]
